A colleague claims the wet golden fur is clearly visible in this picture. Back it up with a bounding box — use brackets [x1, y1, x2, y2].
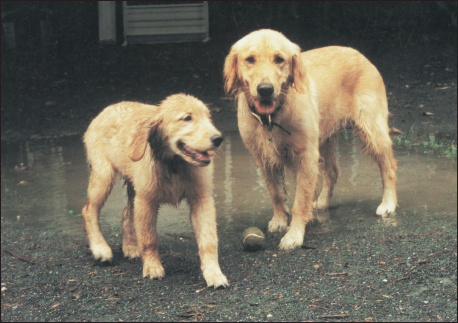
[81, 94, 228, 288]
[224, 29, 397, 250]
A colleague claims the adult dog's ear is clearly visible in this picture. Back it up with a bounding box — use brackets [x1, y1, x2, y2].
[223, 46, 239, 95]
[128, 118, 159, 162]
[290, 44, 307, 94]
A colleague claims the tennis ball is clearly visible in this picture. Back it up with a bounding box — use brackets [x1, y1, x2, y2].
[242, 227, 265, 251]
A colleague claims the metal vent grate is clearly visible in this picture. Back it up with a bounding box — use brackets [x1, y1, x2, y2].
[122, 1, 209, 45]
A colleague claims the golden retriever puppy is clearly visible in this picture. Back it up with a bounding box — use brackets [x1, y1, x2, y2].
[81, 94, 228, 288]
[224, 29, 397, 250]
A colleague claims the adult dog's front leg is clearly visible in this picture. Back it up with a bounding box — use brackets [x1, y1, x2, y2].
[133, 196, 165, 279]
[189, 196, 228, 288]
[262, 164, 290, 233]
[279, 151, 319, 250]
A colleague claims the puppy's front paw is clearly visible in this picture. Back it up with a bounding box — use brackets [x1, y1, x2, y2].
[376, 201, 396, 217]
[203, 267, 229, 288]
[91, 243, 113, 262]
[143, 259, 165, 279]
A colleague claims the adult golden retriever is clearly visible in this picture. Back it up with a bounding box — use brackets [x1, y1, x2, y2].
[224, 29, 397, 250]
[81, 94, 228, 288]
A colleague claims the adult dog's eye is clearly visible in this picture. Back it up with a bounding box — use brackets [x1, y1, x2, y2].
[183, 115, 192, 121]
[274, 56, 285, 64]
[245, 56, 255, 64]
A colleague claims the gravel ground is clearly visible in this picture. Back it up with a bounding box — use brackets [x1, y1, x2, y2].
[1, 211, 456, 321]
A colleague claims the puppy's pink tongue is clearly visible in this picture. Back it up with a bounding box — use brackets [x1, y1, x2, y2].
[184, 145, 210, 161]
[195, 151, 210, 162]
[254, 100, 276, 114]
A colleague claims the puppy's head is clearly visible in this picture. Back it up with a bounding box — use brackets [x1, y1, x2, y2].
[224, 29, 306, 115]
[129, 94, 222, 167]
[161, 94, 223, 166]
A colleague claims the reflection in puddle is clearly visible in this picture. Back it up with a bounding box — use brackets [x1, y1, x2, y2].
[1, 131, 457, 238]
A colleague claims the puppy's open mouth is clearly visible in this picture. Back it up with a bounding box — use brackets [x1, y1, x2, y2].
[177, 141, 216, 166]
[254, 100, 276, 115]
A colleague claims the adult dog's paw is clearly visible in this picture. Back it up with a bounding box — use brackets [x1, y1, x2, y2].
[268, 216, 288, 232]
[278, 228, 304, 250]
[122, 244, 141, 259]
[312, 195, 329, 210]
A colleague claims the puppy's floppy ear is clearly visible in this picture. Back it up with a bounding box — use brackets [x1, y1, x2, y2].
[291, 44, 307, 94]
[128, 118, 159, 162]
[223, 46, 239, 95]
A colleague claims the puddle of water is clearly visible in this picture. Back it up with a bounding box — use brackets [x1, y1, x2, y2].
[1, 131, 456, 238]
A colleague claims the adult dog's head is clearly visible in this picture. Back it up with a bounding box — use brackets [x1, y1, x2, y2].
[224, 29, 306, 116]
[129, 94, 223, 167]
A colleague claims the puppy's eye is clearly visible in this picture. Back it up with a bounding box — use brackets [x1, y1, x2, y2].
[183, 115, 192, 121]
[274, 56, 285, 64]
[245, 56, 255, 64]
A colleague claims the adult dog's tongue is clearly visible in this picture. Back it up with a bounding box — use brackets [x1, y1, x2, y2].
[254, 100, 276, 115]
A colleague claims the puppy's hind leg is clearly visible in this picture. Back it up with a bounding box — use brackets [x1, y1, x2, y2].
[121, 180, 141, 259]
[82, 161, 116, 262]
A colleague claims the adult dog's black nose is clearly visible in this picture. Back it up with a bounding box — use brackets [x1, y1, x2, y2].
[257, 83, 274, 97]
[211, 135, 224, 147]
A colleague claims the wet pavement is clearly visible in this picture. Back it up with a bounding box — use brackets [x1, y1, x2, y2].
[2, 130, 456, 238]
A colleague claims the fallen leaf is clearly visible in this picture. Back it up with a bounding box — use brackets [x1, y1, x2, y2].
[195, 286, 207, 293]
[422, 112, 435, 116]
[49, 303, 61, 310]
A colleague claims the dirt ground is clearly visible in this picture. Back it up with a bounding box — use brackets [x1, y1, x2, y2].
[1, 29, 457, 321]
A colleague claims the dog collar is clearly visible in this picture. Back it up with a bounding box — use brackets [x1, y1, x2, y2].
[252, 112, 291, 141]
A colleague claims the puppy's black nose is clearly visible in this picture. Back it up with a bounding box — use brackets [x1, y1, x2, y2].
[257, 83, 274, 97]
[211, 135, 224, 147]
